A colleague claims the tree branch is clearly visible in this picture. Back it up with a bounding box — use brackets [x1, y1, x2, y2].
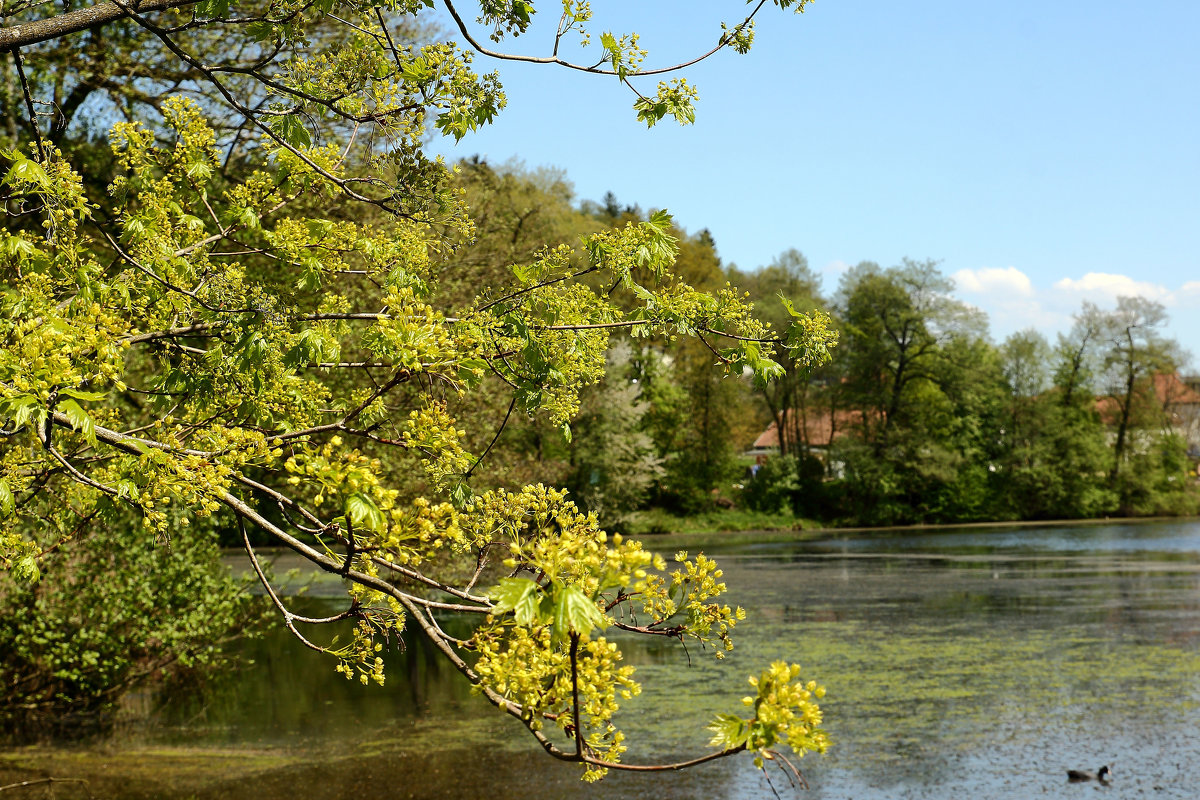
[441, 0, 771, 78]
[0, 0, 196, 51]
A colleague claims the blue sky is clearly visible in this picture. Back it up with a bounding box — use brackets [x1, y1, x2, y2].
[431, 1, 1200, 357]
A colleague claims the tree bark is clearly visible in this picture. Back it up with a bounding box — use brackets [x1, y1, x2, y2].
[0, 0, 196, 51]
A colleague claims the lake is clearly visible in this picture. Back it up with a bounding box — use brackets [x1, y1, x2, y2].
[6, 519, 1200, 798]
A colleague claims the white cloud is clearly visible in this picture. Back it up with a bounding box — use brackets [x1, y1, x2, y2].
[1052, 272, 1171, 302]
[947, 267, 1200, 349]
[948, 266, 1060, 341]
[952, 266, 1033, 297]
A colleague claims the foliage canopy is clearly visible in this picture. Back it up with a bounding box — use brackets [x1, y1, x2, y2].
[0, 0, 836, 781]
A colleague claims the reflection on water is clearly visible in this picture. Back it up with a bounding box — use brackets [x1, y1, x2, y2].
[140, 612, 481, 748]
[7, 520, 1200, 799]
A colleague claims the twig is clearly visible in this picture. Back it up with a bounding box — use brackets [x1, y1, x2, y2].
[0, 777, 89, 793]
[441, 0, 772, 78]
[570, 632, 583, 757]
[10, 48, 48, 163]
[240, 517, 359, 654]
[465, 393, 516, 478]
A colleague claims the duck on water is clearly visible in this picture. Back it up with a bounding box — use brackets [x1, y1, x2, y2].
[1067, 765, 1112, 783]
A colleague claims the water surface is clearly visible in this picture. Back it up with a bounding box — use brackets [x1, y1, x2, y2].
[7, 520, 1200, 798]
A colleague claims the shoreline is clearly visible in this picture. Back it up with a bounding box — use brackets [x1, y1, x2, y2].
[638, 514, 1200, 550]
[805, 513, 1198, 535]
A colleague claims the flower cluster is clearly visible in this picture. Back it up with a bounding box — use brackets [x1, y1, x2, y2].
[708, 661, 830, 768]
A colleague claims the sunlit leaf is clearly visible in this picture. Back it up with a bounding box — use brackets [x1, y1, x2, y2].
[344, 492, 386, 533]
[553, 584, 607, 639]
[59, 398, 97, 447]
[490, 577, 541, 626]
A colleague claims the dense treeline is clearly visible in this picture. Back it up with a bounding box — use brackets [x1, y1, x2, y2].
[753, 261, 1196, 525]
[435, 163, 756, 525]
[450, 162, 1198, 528]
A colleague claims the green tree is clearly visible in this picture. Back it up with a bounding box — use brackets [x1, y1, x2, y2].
[432, 159, 598, 495]
[831, 259, 996, 523]
[651, 228, 773, 512]
[991, 329, 1114, 519]
[1093, 297, 1191, 512]
[0, 0, 836, 780]
[563, 341, 663, 529]
[730, 248, 830, 460]
[836, 259, 985, 445]
[1054, 301, 1107, 408]
[1097, 298, 1181, 479]
[1001, 299, 1194, 519]
[730, 249, 834, 517]
[574, 215, 775, 513]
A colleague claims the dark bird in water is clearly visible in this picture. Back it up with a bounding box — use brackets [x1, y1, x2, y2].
[1067, 765, 1112, 783]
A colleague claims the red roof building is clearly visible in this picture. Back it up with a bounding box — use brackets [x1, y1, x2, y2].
[749, 408, 865, 454]
[1095, 372, 1200, 427]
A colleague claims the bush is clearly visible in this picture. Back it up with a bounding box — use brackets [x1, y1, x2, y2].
[742, 456, 801, 515]
[0, 513, 264, 739]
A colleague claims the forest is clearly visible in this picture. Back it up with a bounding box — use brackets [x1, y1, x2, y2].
[432, 162, 1198, 531]
[0, 0, 839, 777]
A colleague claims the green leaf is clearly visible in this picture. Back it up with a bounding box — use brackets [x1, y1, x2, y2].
[456, 357, 484, 376]
[14, 554, 40, 584]
[4, 156, 50, 190]
[294, 255, 324, 292]
[600, 31, 618, 66]
[512, 262, 536, 284]
[0, 394, 39, 430]
[707, 713, 751, 749]
[448, 481, 474, 510]
[3, 234, 36, 258]
[344, 492, 386, 533]
[754, 358, 785, 384]
[629, 282, 654, 302]
[645, 208, 673, 233]
[185, 160, 213, 182]
[59, 387, 109, 403]
[274, 114, 312, 149]
[179, 214, 206, 232]
[0, 479, 13, 517]
[669, 576, 687, 609]
[400, 57, 433, 84]
[194, 0, 230, 17]
[114, 479, 140, 501]
[456, 357, 487, 389]
[779, 294, 800, 318]
[553, 584, 606, 639]
[245, 20, 273, 40]
[59, 398, 97, 447]
[122, 215, 147, 243]
[489, 577, 541, 626]
[287, 327, 339, 367]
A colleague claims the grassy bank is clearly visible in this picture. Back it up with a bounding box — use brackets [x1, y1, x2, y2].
[623, 508, 815, 536]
